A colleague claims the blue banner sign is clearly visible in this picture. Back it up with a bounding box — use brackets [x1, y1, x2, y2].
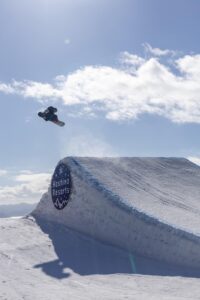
[51, 163, 72, 210]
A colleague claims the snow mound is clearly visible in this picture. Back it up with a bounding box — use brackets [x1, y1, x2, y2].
[32, 157, 200, 268]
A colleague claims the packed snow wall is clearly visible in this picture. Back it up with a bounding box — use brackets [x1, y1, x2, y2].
[32, 157, 200, 269]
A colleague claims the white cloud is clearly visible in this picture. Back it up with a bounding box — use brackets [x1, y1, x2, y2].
[0, 171, 51, 205]
[1, 46, 200, 123]
[12, 80, 61, 101]
[120, 51, 145, 69]
[143, 43, 177, 57]
[19, 170, 34, 175]
[15, 171, 49, 184]
[176, 55, 200, 79]
[0, 83, 14, 94]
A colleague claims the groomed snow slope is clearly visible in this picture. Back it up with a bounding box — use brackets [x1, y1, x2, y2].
[1, 217, 200, 300]
[33, 157, 200, 269]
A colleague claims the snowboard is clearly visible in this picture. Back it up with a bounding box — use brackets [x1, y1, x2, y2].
[52, 120, 65, 127]
[38, 111, 65, 127]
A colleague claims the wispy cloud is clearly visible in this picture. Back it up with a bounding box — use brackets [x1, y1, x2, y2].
[0, 83, 14, 94]
[0, 171, 51, 205]
[120, 51, 146, 69]
[1, 44, 200, 123]
[143, 43, 177, 57]
[11, 80, 61, 101]
[0, 170, 8, 176]
[64, 38, 71, 45]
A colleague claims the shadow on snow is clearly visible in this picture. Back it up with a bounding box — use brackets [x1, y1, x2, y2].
[33, 216, 200, 279]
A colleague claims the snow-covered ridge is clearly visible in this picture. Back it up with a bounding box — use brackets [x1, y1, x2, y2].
[32, 157, 200, 268]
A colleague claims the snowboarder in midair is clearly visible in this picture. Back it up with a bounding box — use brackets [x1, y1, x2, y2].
[38, 106, 65, 127]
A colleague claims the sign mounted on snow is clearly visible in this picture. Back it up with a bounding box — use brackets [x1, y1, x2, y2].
[51, 163, 72, 210]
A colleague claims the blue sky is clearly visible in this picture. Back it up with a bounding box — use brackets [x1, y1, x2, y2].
[1, 0, 200, 204]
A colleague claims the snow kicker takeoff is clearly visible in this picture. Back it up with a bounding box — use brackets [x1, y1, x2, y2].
[38, 106, 65, 127]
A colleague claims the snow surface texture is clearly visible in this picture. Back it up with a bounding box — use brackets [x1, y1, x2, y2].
[1, 217, 200, 300]
[33, 157, 200, 269]
[1, 157, 200, 300]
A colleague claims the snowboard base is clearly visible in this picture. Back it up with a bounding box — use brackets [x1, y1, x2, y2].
[52, 120, 65, 127]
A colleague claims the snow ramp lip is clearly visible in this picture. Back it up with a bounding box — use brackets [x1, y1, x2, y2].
[33, 156, 200, 269]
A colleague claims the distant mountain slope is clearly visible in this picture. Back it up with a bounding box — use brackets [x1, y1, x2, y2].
[0, 203, 37, 218]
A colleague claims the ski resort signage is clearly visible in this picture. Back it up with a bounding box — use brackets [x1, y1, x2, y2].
[51, 163, 72, 210]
